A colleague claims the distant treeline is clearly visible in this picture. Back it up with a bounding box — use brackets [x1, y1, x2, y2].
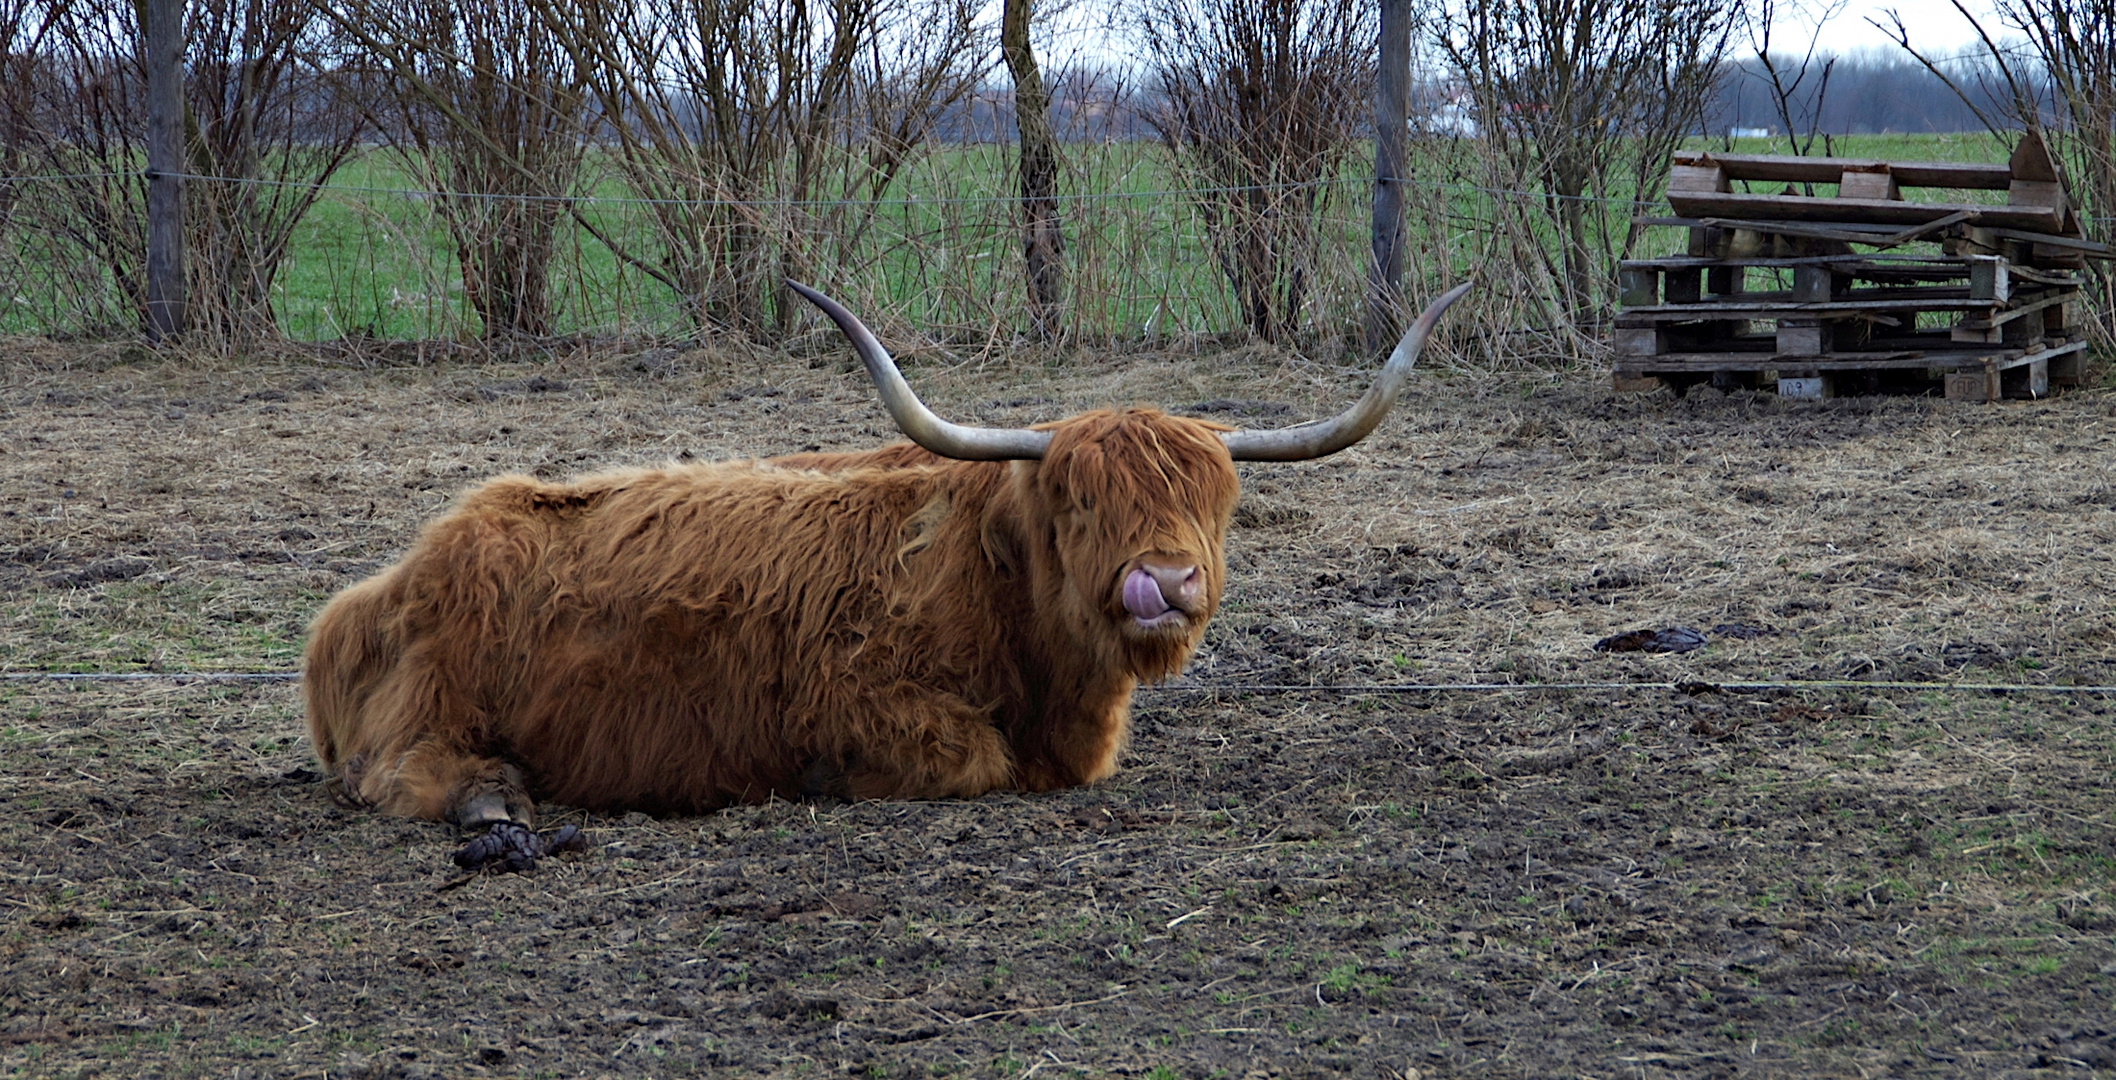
[1705, 50, 2022, 137]
[939, 51, 2029, 144]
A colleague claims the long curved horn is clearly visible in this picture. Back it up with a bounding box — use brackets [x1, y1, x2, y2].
[788, 280, 1052, 461]
[1219, 281, 1473, 462]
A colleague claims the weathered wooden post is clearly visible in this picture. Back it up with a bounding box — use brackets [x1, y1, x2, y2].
[1002, 0, 1065, 339]
[1364, 0, 1411, 354]
[143, 0, 185, 341]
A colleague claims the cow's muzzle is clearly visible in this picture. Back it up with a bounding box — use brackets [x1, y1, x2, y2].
[1122, 563, 1202, 630]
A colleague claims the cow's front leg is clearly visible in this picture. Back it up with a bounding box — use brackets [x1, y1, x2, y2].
[825, 690, 1016, 801]
[443, 760, 587, 873]
[349, 743, 582, 874]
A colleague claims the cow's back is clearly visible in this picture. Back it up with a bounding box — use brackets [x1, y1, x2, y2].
[454, 461, 1010, 812]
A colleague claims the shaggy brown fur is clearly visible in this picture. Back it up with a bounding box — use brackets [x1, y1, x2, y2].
[304, 408, 1240, 824]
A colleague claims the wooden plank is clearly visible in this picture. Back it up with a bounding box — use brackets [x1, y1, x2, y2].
[1871, 209, 1976, 248]
[1667, 191, 2062, 232]
[1611, 373, 1665, 393]
[1952, 289, 2077, 330]
[2009, 131, 2059, 183]
[2011, 264, 2087, 286]
[1668, 163, 1730, 193]
[1839, 165, 1899, 201]
[1614, 291, 2038, 322]
[2050, 348, 2087, 386]
[1671, 152, 2013, 189]
[1777, 321, 1829, 356]
[1968, 259, 2009, 302]
[1684, 224, 1723, 257]
[1791, 266, 1838, 302]
[2045, 299, 2077, 334]
[1607, 340, 2084, 374]
[1620, 254, 1975, 270]
[2009, 178, 2066, 213]
[1946, 369, 2001, 401]
[1699, 217, 1901, 244]
[1982, 228, 2108, 254]
[1778, 376, 1834, 400]
[1613, 327, 1668, 357]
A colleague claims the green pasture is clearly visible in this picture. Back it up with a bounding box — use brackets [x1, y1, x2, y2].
[0, 131, 2020, 343]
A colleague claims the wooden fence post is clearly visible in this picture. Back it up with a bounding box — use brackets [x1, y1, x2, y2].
[1364, 0, 1411, 354]
[1003, 0, 1065, 340]
[143, 0, 185, 341]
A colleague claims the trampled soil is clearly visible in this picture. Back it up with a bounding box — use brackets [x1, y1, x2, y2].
[2, 338, 2114, 1079]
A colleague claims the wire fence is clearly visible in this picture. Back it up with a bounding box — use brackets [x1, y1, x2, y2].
[0, 137, 2060, 355]
[8, 669, 2116, 697]
[0, 141, 1685, 355]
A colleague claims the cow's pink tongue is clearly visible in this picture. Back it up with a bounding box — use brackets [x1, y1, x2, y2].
[1123, 567, 1170, 620]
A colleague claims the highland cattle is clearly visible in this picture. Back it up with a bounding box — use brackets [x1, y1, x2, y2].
[303, 281, 1470, 869]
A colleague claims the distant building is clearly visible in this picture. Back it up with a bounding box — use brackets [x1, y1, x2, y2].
[1413, 86, 1478, 138]
[1729, 126, 1774, 138]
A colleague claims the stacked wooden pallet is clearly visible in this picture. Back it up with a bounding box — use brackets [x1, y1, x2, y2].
[1615, 134, 2101, 401]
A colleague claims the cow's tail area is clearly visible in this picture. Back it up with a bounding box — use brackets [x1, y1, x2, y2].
[302, 574, 400, 775]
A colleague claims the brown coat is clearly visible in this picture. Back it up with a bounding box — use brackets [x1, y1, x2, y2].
[303, 408, 1240, 823]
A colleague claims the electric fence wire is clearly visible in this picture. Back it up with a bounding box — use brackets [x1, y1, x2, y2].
[0, 166, 1662, 210]
[6, 670, 2115, 696]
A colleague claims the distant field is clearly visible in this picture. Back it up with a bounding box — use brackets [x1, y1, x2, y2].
[1, 131, 2018, 344]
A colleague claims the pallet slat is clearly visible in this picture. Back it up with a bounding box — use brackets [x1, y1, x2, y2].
[1670, 152, 2014, 190]
[1664, 192, 2062, 232]
[1610, 340, 2085, 374]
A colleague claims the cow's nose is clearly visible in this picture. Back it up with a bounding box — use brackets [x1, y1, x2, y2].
[1146, 563, 1202, 610]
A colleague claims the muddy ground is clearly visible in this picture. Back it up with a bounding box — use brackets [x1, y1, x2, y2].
[1, 336, 2113, 1079]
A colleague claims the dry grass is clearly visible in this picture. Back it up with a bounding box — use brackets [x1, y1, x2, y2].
[3, 338, 2114, 688]
[2, 340, 2114, 1077]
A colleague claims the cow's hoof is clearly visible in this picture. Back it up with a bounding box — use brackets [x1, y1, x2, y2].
[451, 822, 587, 873]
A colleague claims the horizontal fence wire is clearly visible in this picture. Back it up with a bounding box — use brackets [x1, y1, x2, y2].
[0, 168, 1660, 209]
[7, 671, 2115, 696]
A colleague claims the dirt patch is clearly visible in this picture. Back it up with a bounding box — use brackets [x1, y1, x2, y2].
[2, 344, 2114, 1078]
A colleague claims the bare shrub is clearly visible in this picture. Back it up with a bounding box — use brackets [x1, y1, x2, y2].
[327, 0, 592, 339]
[1741, 0, 1843, 158]
[3, 0, 364, 341]
[1887, 0, 2115, 345]
[1135, 0, 1374, 343]
[1417, 0, 1735, 341]
[533, 0, 988, 342]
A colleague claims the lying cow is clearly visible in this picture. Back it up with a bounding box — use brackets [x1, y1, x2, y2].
[304, 281, 1470, 870]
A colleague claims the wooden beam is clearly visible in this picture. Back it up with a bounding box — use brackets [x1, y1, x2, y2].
[1666, 190, 2063, 232]
[1838, 165, 1899, 201]
[1671, 152, 2013, 189]
[1363, 0, 1411, 353]
[143, 0, 185, 342]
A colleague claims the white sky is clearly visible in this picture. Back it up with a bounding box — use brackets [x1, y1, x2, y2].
[1744, 0, 2005, 55]
[1053, 1, 2016, 64]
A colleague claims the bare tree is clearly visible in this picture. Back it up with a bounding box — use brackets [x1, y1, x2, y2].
[534, 0, 987, 341]
[1419, 0, 1735, 331]
[1003, 0, 1065, 338]
[1744, 0, 1845, 156]
[1137, 0, 1373, 343]
[1884, 0, 2112, 342]
[4, 0, 364, 340]
[326, 0, 591, 339]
